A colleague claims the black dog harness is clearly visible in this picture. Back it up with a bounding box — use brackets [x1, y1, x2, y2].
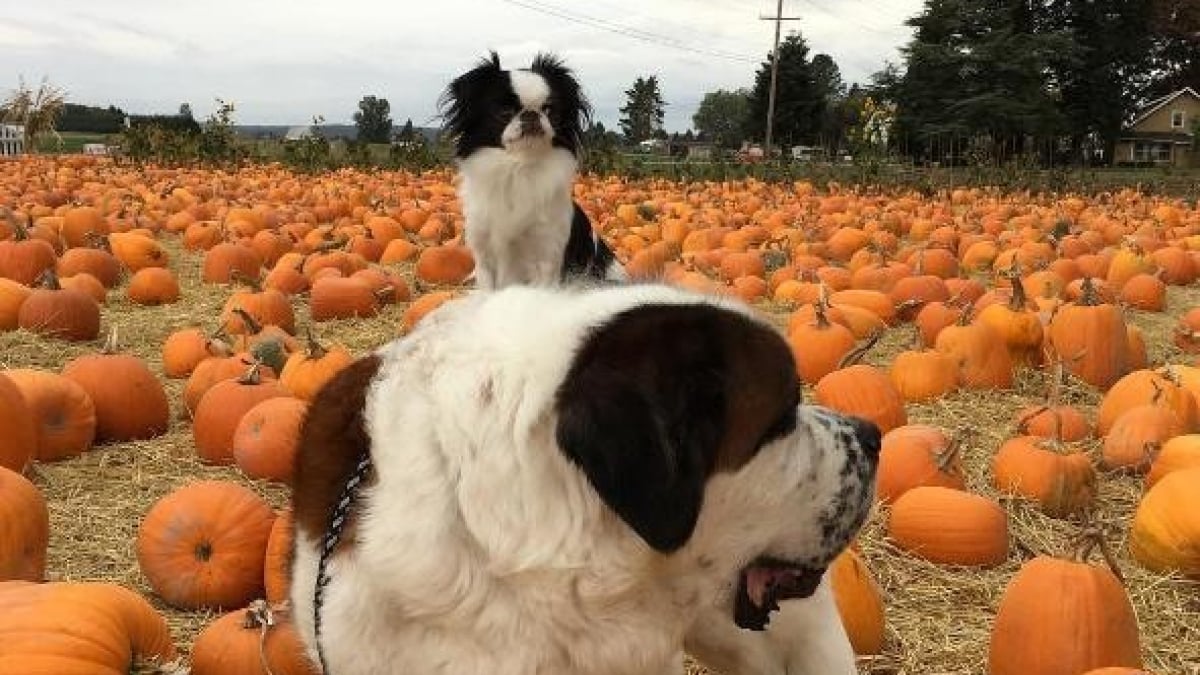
[313, 449, 373, 674]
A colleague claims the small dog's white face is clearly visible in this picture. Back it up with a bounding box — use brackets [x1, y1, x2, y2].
[501, 70, 556, 152]
[440, 51, 591, 161]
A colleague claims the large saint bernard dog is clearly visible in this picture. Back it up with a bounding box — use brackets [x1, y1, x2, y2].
[289, 282, 880, 675]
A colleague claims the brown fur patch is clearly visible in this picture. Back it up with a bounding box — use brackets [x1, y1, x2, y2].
[715, 316, 799, 471]
[291, 354, 383, 541]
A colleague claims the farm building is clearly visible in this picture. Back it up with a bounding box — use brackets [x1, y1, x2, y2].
[1114, 87, 1199, 167]
[0, 124, 23, 156]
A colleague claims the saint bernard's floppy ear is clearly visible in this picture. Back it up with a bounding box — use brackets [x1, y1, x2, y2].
[555, 302, 800, 553]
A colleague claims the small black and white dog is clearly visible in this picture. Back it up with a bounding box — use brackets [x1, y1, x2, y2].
[439, 52, 625, 290]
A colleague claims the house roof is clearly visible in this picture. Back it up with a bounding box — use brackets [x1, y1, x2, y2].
[1129, 87, 1200, 127]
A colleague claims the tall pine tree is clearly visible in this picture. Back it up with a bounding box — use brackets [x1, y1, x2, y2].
[619, 76, 666, 143]
[744, 33, 825, 149]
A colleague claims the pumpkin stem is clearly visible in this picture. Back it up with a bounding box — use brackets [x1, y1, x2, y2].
[1005, 263, 1028, 311]
[36, 269, 61, 290]
[238, 362, 265, 386]
[374, 285, 396, 304]
[84, 231, 113, 252]
[305, 328, 329, 360]
[1072, 522, 1126, 584]
[102, 326, 121, 355]
[242, 599, 280, 675]
[1139, 441, 1162, 473]
[6, 210, 30, 241]
[228, 269, 264, 292]
[814, 284, 832, 329]
[232, 307, 264, 335]
[955, 304, 974, 326]
[1077, 277, 1101, 306]
[1149, 378, 1164, 406]
[837, 330, 883, 369]
[934, 434, 962, 473]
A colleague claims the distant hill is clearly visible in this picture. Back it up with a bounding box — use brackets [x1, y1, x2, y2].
[235, 124, 441, 144]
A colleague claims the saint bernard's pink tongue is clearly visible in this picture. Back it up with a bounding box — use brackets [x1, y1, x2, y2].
[734, 559, 826, 631]
[744, 566, 797, 608]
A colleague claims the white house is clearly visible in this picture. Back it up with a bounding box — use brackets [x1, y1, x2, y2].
[0, 125, 24, 156]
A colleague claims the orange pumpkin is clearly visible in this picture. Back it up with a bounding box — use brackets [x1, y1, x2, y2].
[829, 547, 885, 655]
[126, 267, 181, 305]
[233, 396, 308, 483]
[1129, 466, 1200, 577]
[4, 369, 96, 461]
[0, 466, 48, 582]
[934, 310, 1013, 389]
[1146, 434, 1200, 487]
[989, 541, 1142, 675]
[193, 365, 288, 465]
[887, 486, 1008, 566]
[136, 480, 276, 610]
[875, 425, 965, 503]
[0, 580, 178, 672]
[264, 509, 294, 604]
[191, 602, 320, 675]
[992, 435, 1097, 517]
[787, 297, 855, 386]
[814, 337, 907, 434]
[16, 270, 101, 342]
[61, 329, 170, 443]
[279, 331, 355, 401]
[1046, 277, 1129, 390]
[0, 372, 36, 472]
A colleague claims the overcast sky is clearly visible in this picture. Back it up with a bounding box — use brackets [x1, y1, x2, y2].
[2, 0, 922, 131]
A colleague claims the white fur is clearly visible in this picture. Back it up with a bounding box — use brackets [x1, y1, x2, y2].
[291, 284, 866, 675]
[458, 145, 578, 289]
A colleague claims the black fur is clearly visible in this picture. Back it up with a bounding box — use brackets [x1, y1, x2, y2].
[562, 203, 619, 282]
[554, 303, 799, 552]
[438, 51, 592, 159]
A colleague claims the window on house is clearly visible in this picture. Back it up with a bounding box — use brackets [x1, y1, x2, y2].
[1172, 110, 1186, 129]
[1134, 141, 1173, 163]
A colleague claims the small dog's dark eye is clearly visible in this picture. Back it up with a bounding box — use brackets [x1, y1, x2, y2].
[541, 104, 553, 113]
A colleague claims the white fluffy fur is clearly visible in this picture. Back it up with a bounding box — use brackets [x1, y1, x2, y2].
[458, 144, 578, 290]
[291, 284, 863, 675]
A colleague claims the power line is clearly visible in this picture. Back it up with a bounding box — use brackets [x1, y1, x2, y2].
[496, 0, 759, 63]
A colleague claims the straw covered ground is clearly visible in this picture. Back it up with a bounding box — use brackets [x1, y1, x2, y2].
[4, 183, 1199, 675]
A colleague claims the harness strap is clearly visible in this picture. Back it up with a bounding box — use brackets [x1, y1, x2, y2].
[313, 449, 373, 674]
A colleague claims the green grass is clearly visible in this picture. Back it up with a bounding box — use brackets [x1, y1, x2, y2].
[35, 132, 115, 154]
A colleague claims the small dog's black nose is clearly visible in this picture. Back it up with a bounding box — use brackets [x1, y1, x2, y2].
[519, 110, 540, 124]
[848, 416, 881, 459]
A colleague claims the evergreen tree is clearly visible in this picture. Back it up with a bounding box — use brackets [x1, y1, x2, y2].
[354, 95, 393, 144]
[744, 32, 825, 148]
[619, 76, 666, 143]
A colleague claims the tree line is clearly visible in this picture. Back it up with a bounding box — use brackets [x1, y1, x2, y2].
[616, 0, 1198, 165]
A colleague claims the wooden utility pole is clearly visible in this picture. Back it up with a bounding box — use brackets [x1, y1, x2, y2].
[759, 1, 801, 160]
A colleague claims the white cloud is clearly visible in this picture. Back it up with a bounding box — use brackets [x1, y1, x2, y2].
[0, 0, 922, 129]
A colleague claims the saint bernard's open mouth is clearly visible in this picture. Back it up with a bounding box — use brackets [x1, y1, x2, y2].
[733, 556, 826, 631]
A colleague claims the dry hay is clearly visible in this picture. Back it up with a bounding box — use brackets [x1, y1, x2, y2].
[6, 236, 1200, 674]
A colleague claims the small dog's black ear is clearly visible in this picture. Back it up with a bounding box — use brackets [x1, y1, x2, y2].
[438, 52, 505, 143]
[530, 52, 592, 151]
[555, 305, 728, 553]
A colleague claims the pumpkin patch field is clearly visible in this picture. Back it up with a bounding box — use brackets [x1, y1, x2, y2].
[2, 154, 1200, 674]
